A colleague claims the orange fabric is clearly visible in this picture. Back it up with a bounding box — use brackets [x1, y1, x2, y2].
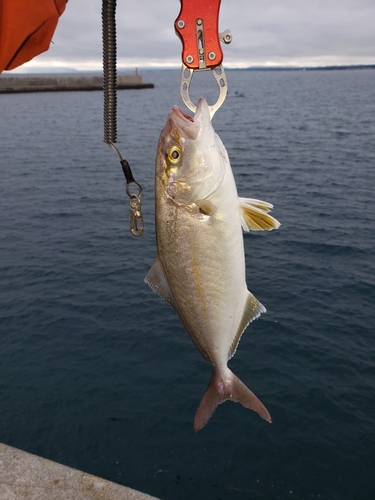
[0, 0, 67, 73]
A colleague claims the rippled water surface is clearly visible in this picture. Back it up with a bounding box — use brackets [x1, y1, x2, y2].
[1, 69, 375, 499]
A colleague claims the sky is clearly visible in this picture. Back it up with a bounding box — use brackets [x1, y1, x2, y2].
[11, 0, 375, 73]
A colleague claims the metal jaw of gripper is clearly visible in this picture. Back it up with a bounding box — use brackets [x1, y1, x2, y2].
[180, 63, 228, 120]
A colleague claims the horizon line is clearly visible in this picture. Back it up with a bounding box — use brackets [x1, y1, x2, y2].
[4, 62, 375, 75]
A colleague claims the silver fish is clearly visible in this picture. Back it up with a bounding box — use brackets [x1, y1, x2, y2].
[146, 98, 280, 432]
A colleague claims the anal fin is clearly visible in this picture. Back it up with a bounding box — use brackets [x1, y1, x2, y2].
[228, 291, 266, 360]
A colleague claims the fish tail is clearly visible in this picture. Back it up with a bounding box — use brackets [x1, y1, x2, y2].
[194, 368, 272, 432]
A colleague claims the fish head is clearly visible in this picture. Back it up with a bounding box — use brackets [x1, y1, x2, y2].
[156, 97, 226, 206]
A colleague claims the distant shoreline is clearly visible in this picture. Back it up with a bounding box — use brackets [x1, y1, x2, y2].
[2, 64, 375, 76]
[232, 64, 375, 71]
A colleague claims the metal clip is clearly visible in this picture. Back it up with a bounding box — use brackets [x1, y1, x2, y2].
[108, 143, 144, 237]
[126, 182, 144, 237]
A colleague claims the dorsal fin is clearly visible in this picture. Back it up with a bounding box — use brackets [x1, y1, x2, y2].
[239, 197, 280, 231]
[228, 292, 266, 360]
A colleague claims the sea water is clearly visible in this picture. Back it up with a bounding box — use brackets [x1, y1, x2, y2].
[0, 69, 374, 500]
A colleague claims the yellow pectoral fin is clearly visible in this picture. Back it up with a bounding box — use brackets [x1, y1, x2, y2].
[239, 197, 281, 231]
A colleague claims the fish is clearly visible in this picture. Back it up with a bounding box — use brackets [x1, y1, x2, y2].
[145, 97, 280, 432]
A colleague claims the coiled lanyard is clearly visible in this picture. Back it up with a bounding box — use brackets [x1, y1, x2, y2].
[102, 0, 144, 237]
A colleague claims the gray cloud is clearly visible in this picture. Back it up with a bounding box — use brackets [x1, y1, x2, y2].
[12, 0, 375, 71]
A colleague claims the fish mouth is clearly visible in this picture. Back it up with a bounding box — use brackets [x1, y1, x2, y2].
[171, 107, 194, 123]
[169, 106, 197, 140]
[168, 98, 209, 140]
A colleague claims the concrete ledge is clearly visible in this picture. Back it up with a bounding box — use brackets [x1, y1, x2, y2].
[0, 75, 154, 93]
[0, 443, 160, 500]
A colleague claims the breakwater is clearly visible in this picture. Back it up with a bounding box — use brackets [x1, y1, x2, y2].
[0, 74, 154, 93]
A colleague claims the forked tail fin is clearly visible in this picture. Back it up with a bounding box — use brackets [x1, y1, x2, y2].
[194, 368, 272, 432]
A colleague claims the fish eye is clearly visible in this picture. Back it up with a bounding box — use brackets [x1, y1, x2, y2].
[167, 146, 181, 165]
